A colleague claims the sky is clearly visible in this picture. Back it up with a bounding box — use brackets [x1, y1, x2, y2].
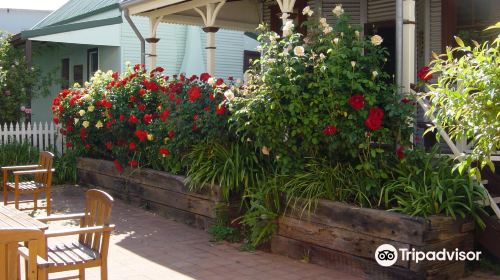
[0, 0, 69, 10]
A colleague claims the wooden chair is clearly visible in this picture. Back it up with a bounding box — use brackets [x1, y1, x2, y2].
[1, 151, 55, 215]
[0, 228, 48, 280]
[20, 189, 115, 280]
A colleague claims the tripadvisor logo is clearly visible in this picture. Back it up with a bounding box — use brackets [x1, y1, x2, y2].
[374, 244, 482, 267]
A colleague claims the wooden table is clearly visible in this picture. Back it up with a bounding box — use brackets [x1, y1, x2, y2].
[0, 206, 48, 279]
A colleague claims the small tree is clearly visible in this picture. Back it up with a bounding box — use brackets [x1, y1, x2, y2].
[0, 31, 41, 124]
[423, 23, 500, 178]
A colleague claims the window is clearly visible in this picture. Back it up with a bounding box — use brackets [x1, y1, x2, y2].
[87, 48, 98, 79]
[243, 50, 260, 73]
[74, 65, 83, 86]
[61, 58, 70, 89]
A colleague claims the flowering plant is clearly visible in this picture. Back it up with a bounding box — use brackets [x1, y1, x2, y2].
[52, 65, 231, 172]
[230, 8, 414, 167]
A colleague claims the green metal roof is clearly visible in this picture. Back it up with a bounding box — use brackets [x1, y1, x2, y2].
[33, 0, 120, 29]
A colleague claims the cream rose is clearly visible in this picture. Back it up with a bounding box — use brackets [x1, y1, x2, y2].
[302, 6, 313, 16]
[332, 5, 344, 17]
[82, 121, 90, 128]
[293, 46, 305, 56]
[371, 35, 383, 46]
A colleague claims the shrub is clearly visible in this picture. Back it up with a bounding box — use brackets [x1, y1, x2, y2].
[422, 24, 500, 178]
[52, 66, 231, 173]
[229, 10, 414, 169]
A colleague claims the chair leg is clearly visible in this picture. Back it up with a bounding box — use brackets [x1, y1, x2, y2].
[46, 191, 51, 215]
[101, 261, 108, 280]
[79, 268, 85, 280]
[3, 186, 7, 206]
[14, 189, 20, 210]
[38, 267, 48, 280]
[33, 193, 38, 211]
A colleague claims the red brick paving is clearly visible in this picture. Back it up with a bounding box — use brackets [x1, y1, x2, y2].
[24, 186, 362, 280]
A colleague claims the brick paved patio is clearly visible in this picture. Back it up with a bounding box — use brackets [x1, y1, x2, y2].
[27, 185, 361, 280]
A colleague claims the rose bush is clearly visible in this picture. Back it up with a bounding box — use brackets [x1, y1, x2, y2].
[229, 10, 415, 169]
[52, 65, 231, 173]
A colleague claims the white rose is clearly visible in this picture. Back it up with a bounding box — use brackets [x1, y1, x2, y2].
[282, 20, 294, 37]
[332, 5, 344, 17]
[351, 61, 356, 68]
[372, 71, 379, 79]
[79, 109, 86, 116]
[355, 30, 360, 38]
[323, 26, 333, 34]
[207, 77, 216, 86]
[224, 90, 235, 101]
[82, 121, 90, 128]
[319, 53, 326, 60]
[293, 46, 305, 57]
[87, 105, 95, 112]
[371, 35, 383, 46]
[333, 38, 340, 45]
[302, 6, 313, 16]
[95, 120, 103, 129]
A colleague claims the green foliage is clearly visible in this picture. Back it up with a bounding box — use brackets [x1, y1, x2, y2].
[0, 33, 41, 123]
[230, 12, 414, 169]
[379, 148, 487, 227]
[52, 149, 78, 185]
[208, 224, 238, 242]
[423, 24, 500, 178]
[0, 142, 40, 181]
[185, 142, 270, 201]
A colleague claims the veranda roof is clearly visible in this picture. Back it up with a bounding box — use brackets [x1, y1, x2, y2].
[121, 0, 262, 32]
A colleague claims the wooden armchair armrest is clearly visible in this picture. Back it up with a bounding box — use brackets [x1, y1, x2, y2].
[36, 213, 86, 223]
[1, 165, 40, 171]
[45, 224, 115, 238]
[13, 168, 55, 175]
[18, 246, 50, 268]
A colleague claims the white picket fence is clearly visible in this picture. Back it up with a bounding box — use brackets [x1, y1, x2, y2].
[0, 122, 64, 153]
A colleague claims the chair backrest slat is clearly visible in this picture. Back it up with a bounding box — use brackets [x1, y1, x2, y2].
[0, 228, 44, 280]
[79, 189, 114, 254]
[35, 151, 54, 185]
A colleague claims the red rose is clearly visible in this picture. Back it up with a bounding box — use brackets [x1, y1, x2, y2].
[159, 147, 170, 156]
[209, 93, 214, 101]
[200, 72, 210, 82]
[417, 66, 432, 81]
[137, 103, 146, 111]
[79, 128, 86, 140]
[135, 130, 148, 142]
[139, 88, 146, 96]
[155, 66, 164, 72]
[216, 105, 226, 115]
[396, 145, 405, 159]
[168, 93, 175, 101]
[129, 115, 138, 124]
[105, 141, 113, 150]
[176, 98, 182, 104]
[106, 121, 113, 129]
[160, 109, 170, 121]
[193, 114, 199, 121]
[85, 144, 91, 151]
[119, 114, 126, 122]
[323, 125, 337, 136]
[216, 78, 224, 86]
[112, 72, 119, 80]
[348, 94, 365, 110]
[187, 86, 202, 103]
[401, 97, 411, 104]
[364, 107, 384, 131]
[143, 114, 153, 124]
[128, 160, 138, 167]
[168, 130, 175, 139]
[128, 141, 136, 151]
[129, 95, 137, 102]
[228, 76, 234, 81]
[114, 160, 123, 173]
[52, 97, 61, 106]
[66, 142, 73, 149]
[53, 116, 59, 124]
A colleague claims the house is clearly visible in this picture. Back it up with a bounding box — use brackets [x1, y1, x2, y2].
[0, 8, 52, 34]
[16, 0, 258, 122]
[120, 0, 499, 90]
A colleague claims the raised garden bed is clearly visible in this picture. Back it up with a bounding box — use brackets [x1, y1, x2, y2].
[271, 199, 475, 280]
[76, 157, 228, 230]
